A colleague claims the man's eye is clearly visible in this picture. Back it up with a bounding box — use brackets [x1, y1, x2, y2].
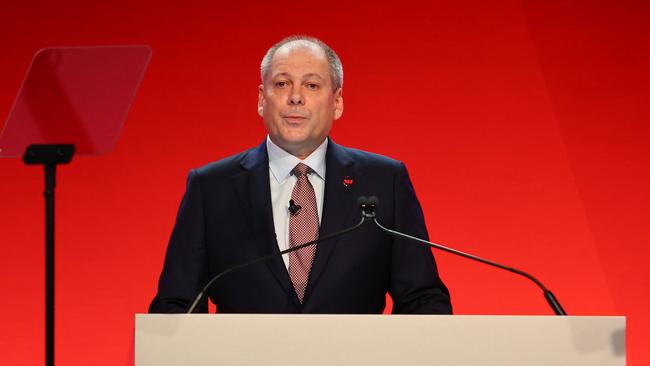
[275, 81, 288, 88]
[306, 83, 320, 90]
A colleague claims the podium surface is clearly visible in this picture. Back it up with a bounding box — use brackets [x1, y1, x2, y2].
[135, 314, 624, 366]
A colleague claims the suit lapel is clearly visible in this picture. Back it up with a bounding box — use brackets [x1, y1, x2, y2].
[239, 142, 300, 305]
[304, 140, 359, 302]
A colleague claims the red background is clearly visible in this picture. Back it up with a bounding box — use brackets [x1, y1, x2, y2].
[1, 0, 648, 364]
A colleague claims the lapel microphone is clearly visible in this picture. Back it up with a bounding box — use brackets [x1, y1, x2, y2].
[288, 199, 302, 215]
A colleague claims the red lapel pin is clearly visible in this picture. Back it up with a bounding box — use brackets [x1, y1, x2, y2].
[343, 176, 354, 187]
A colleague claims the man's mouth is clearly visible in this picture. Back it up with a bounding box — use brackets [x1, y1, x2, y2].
[282, 108, 310, 120]
[282, 114, 308, 123]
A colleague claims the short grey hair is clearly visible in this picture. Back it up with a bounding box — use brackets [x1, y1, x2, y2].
[260, 35, 344, 91]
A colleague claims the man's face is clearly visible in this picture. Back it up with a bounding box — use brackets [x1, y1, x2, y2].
[258, 43, 343, 159]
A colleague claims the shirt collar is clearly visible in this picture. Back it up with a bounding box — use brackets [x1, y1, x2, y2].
[267, 136, 328, 184]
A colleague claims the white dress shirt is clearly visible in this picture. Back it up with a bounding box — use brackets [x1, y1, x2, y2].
[267, 136, 327, 268]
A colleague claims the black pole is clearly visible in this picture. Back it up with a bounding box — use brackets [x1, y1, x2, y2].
[44, 163, 55, 366]
[23, 144, 75, 366]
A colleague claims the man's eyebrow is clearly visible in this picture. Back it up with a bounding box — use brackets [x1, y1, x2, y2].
[272, 72, 292, 79]
[302, 73, 325, 80]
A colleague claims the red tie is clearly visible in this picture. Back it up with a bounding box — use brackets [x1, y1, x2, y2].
[288, 163, 319, 302]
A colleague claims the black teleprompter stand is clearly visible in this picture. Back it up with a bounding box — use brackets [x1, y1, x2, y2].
[1, 45, 152, 366]
[23, 144, 75, 366]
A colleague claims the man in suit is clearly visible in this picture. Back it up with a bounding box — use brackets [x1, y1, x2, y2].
[149, 35, 451, 314]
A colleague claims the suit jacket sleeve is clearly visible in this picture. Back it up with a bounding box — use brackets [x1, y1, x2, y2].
[149, 170, 209, 313]
[389, 162, 452, 314]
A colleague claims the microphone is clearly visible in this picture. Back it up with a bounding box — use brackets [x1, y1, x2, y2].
[357, 196, 567, 316]
[358, 196, 378, 218]
[288, 199, 302, 216]
[186, 201, 372, 313]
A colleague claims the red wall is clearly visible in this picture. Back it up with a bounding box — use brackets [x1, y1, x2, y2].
[1, 0, 648, 364]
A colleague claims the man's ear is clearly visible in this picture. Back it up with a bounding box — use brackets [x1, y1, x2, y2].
[257, 84, 265, 116]
[333, 88, 344, 120]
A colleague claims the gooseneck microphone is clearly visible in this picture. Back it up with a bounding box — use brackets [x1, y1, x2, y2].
[358, 196, 567, 316]
[186, 214, 368, 313]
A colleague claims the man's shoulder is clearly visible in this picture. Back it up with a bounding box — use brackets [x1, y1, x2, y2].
[191, 144, 264, 180]
[332, 142, 403, 170]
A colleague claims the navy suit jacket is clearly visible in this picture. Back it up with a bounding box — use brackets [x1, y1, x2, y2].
[149, 140, 451, 314]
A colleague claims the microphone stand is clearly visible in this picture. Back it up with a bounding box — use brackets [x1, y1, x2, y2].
[359, 196, 567, 316]
[186, 215, 369, 313]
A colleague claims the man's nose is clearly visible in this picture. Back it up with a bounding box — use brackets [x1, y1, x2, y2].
[288, 87, 304, 105]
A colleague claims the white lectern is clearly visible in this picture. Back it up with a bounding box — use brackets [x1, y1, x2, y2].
[135, 314, 625, 366]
